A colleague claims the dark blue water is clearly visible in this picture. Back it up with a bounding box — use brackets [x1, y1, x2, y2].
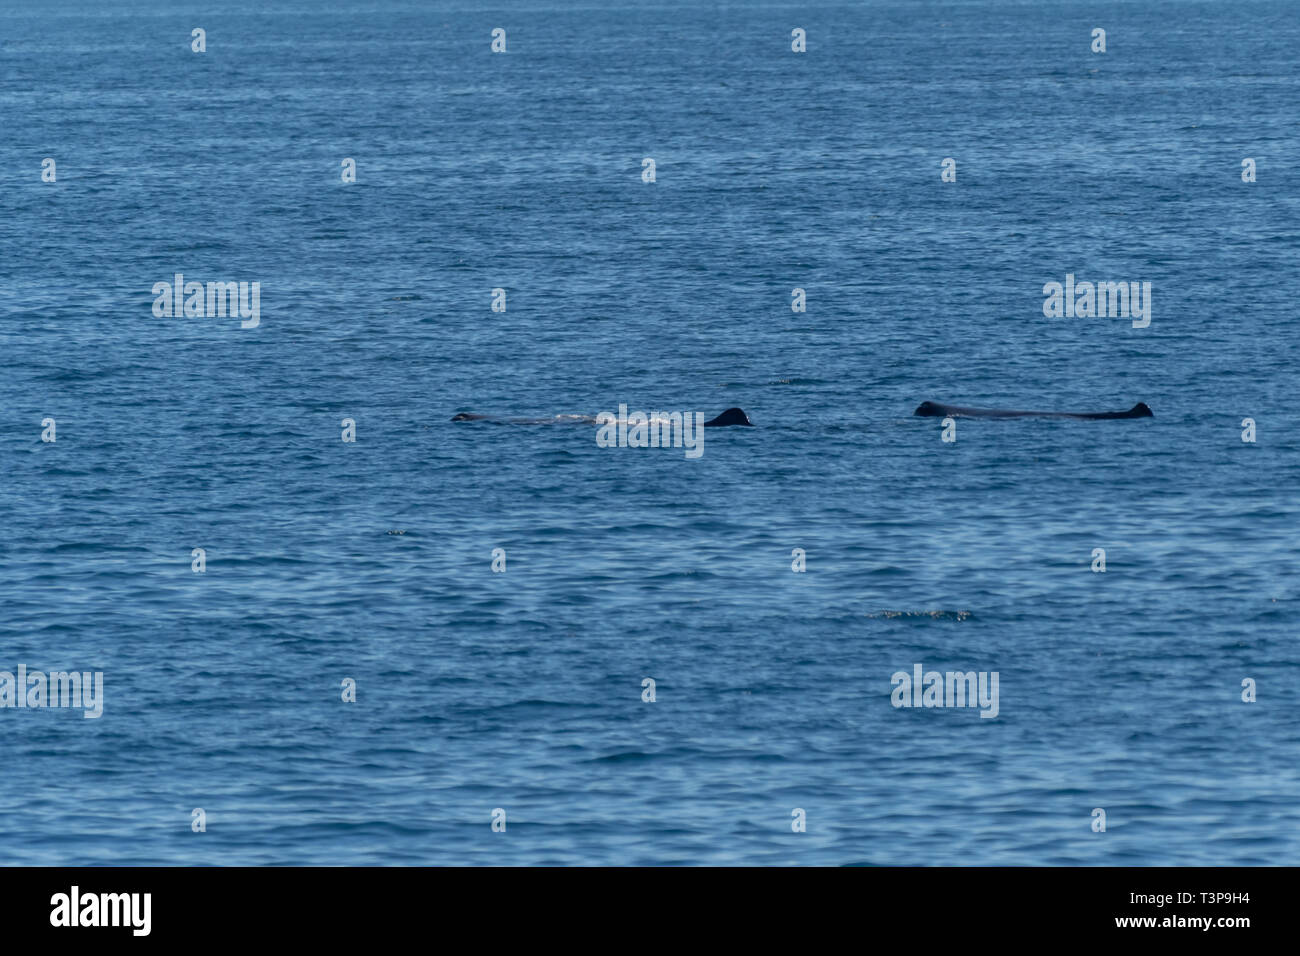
[2, 0, 1298, 865]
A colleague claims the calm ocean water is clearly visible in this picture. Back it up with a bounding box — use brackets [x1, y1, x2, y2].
[1, 0, 1298, 865]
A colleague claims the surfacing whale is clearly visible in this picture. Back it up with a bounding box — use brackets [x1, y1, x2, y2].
[450, 407, 754, 427]
[450, 413, 597, 424]
[703, 408, 753, 427]
[915, 401, 1152, 420]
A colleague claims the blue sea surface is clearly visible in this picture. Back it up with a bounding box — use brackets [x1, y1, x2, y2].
[1, 0, 1298, 865]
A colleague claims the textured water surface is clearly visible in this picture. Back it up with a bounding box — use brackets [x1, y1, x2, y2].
[1, 0, 1298, 865]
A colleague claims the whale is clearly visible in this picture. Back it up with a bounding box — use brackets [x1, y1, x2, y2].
[450, 413, 595, 424]
[915, 401, 1152, 420]
[451, 407, 754, 427]
[703, 408, 754, 427]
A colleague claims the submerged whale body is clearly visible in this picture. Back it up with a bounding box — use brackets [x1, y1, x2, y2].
[915, 401, 1152, 420]
[449, 412, 591, 424]
[451, 408, 754, 427]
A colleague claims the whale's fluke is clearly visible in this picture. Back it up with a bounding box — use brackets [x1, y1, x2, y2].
[914, 401, 1153, 420]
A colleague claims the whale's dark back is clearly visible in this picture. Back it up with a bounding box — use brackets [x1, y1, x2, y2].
[703, 407, 753, 427]
[451, 408, 755, 426]
[915, 401, 1153, 420]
